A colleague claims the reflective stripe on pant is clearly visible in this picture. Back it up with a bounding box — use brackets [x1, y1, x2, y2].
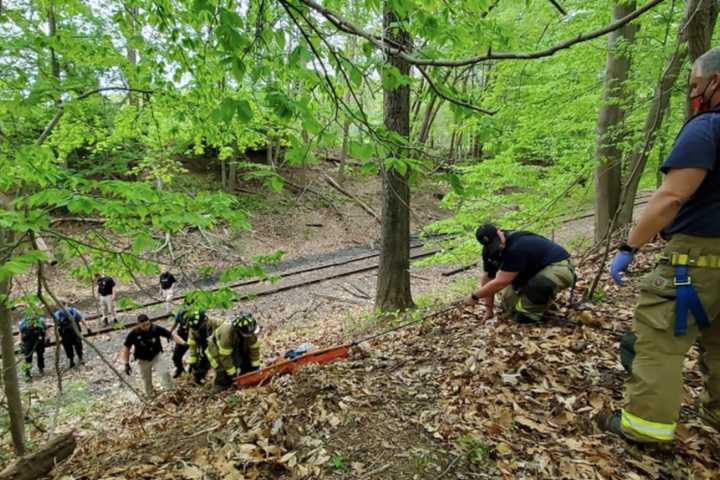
[623, 234, 720, 442]
[137, 354, 173, 397]
[499, 260, 574, 321]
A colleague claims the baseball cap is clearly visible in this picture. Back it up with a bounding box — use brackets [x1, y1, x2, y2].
[475, 223, 502, 257]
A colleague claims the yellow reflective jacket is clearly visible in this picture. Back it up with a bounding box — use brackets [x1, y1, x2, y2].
[205, 320, 260, 376]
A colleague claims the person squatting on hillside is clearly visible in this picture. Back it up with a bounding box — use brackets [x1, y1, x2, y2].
[95, 272, 117, 326]
[598, 48, 720, 444]
[464, 224, 575, 323]
[159, 271, 177, 313]
[53, 299, 87, 368]
[19, 316, 48, 380]
[121, 314, 186, 397]
[205, 310, 261, 393]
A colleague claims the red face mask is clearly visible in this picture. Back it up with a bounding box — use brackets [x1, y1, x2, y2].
[691, 79, 718, 114]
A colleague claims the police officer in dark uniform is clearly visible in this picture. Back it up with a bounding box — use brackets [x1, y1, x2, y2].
[19, 316, 47, 380]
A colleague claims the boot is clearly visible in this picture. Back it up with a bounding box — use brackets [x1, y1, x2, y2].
[698, 404, 720, 432]
[212, 369, 233, 393]
[596, 411, 623, 437]
[172, 367, 184, 379]
[69, 359, 75, 368]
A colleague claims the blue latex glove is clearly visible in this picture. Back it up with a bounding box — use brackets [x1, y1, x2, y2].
[610, 250, 635, 286]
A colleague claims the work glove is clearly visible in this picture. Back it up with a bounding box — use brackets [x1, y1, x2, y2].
[610, 246, 636, 286]
[124, 363, 132, 376]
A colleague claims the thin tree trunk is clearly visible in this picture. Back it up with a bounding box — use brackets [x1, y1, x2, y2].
[416, 93, 438, 145]
[375, 2, 413, 312]
[228, 160, 237, 191]
[338, 116, 351, 184]
[593, 1, 638, 243]
[126, 6, 139, 107]
[0, 216, 24, 456]
[619, 25, 689, 225]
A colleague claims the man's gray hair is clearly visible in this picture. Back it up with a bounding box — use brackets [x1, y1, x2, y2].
[696, 48, 720, 77]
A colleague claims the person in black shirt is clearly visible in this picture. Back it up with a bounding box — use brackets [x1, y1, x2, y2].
[94, 273, 117, 326]
[465, 224, 574, 323]
[169, 299, 207, 378]
[159, 271, 177, 313]
[121, 314, 186, 397]
[52, 299, 87, 368]
[18, 316, 47, 381]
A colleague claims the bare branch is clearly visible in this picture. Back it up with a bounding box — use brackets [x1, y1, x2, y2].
[296, 0, 664, 67]
[416, 66, 497, 115]
[548, 0, 568, 16]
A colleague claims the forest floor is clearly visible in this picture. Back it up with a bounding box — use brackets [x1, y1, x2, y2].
[6, 164, 707, 479]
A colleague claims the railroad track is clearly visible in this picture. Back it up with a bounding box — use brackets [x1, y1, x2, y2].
[15, 240, 444, 346]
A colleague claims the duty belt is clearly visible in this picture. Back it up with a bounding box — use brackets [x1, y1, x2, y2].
[658, 252, 713, 336]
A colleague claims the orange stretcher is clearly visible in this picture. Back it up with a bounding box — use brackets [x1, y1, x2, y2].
[233, 344, 352, 388]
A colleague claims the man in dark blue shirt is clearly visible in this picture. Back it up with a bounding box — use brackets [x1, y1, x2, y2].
[465, 224, 574, 324]
[53, 299, 87, 368]
[601, 47, 720, 444]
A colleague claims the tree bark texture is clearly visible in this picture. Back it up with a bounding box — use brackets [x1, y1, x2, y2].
[0, 432, 76, 480]
[375, 3, 413, 312]
[0, 224, 24, 456]
[593, 1, 638, 243]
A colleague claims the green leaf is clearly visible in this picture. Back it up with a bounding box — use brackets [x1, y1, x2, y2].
[236, 99, 253, 123]
[349, 141, 374, 162]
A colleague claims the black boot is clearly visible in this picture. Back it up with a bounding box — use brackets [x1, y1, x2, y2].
[172, 367, 184, 379]
[212, 369, 233, 393]
[69, 359, 75, 368]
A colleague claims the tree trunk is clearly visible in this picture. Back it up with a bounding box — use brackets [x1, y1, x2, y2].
[126, 6, 139, 107]
[685, 0, 720, 117]
[593, 1, 638, 243]
[0, 221, 24, 456]
[618, 5, 692, 225]
[375, 3, 413, 312]
[416, 93, 438, 145]
[338, 116, 351, 184]
[0, 432, 76, 480]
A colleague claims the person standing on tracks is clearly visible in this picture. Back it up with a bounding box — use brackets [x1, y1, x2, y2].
[159, 271, 177, 313]
[95, 272, 117, 326]
[53, 299, 87, 368]
[18, 316, 48, 381]
[205, 310, 261, 393]
[464, 224, 575, 323]
[121, 314, 187, 397]
[598, 48, 720, 444]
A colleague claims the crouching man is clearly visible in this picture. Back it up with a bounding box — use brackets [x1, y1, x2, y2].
[205, 311, 261, 393]
[465, 224, 575, 323]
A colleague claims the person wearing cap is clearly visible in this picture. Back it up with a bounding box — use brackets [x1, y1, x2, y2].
[465, 224, 575, 323]
[205, 310, 261, 393]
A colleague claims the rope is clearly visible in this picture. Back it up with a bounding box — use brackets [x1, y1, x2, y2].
[349, 301, 463, 347]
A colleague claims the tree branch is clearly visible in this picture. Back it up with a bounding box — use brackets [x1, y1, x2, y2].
[548, 0, 568, 16]
[296, 0, 664, 67]
[416, 66, 497, 115]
